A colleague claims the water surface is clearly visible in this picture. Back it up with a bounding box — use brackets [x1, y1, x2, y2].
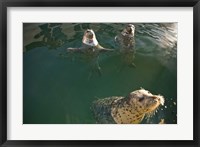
[23, 23, 177, 124]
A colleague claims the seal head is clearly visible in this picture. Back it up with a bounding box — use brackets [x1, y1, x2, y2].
[67, 29, 114, 52]
[111, 89, 164, 124]
[91, 88, 165, 124]
[121, 24, 135, 37]
[82, 29, 98, 47]
[115, 24, 136, 50]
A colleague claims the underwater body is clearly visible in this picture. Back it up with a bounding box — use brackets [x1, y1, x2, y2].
[23, 23, 177, 124]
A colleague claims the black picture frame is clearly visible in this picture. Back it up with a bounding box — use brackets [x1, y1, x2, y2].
[0, 0, 199, 146]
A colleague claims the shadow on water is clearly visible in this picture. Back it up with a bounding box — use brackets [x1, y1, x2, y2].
[23, 23, 177, 124]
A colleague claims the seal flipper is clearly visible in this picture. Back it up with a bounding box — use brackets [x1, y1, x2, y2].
[67, 45, 89, 52]
[67, 47, 81, 52]
[98, 48, 114, 52]
[114, 36, 120, 46]
[95, 44, 114, 52]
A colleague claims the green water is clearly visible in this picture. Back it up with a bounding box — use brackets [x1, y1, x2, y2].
[23, 23, 177, 124]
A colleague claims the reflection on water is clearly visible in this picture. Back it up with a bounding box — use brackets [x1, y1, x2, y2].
[24, 23, 67, 51]
[23, 23, 177, 124]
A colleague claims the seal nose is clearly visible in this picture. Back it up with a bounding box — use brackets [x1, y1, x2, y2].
[129, 27, 133, 32]
[86, 30, 90, 33]
[151, 96, 159, 103]
[152, 96, 158, 99]
[126, 26, 134, 34]
[151, 95, 164, 105]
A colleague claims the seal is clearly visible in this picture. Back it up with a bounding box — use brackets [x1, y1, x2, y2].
[115, 24, 136, 67]
[66, 29, 114, 77]
[91, 88, 165, 124]
[67, 29, 114, 52]
[115, 24, 135, 51]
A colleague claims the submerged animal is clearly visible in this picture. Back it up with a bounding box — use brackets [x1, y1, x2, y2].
[115, 24, 136, 67]
[67, 29, 114, 52]
[91, 88, 165, 124]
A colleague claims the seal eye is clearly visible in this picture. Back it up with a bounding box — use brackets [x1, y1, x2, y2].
[139, 97, 145, 102]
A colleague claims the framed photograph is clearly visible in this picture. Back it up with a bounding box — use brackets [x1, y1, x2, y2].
[0, 0, 199, 146]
